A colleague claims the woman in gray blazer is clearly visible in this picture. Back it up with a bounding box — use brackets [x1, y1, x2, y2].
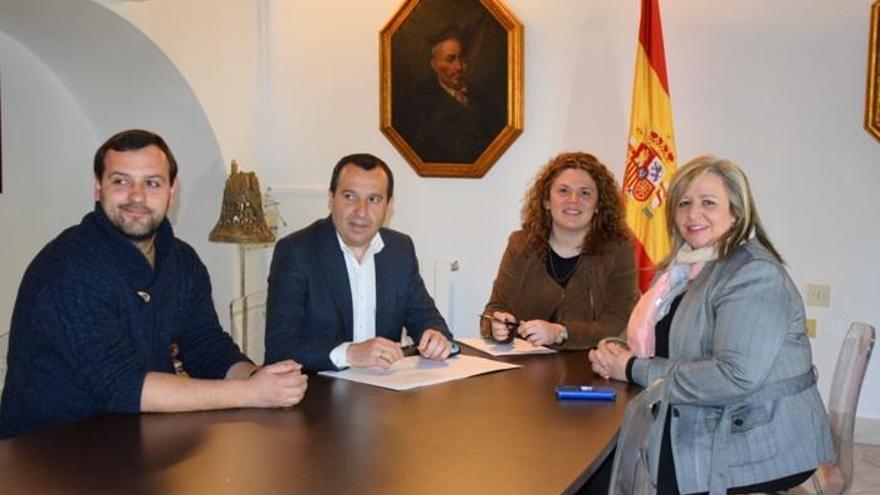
[589, 155, 834, 494]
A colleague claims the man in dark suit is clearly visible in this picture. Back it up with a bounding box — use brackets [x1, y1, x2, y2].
[407, 30, 505, 164]
[264, 153, 453, 372]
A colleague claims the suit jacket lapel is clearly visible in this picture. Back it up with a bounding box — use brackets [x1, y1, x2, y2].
[316, 218, 354, 340]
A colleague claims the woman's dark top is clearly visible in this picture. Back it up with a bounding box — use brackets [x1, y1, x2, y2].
[546, 249, 579, 288]
[631, 293, 812, 495]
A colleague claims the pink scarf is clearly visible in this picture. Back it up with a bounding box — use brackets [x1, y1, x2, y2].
[627, 245, 718, 358]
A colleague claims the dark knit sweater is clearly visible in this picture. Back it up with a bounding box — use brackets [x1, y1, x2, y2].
[0, 204, 247, 439]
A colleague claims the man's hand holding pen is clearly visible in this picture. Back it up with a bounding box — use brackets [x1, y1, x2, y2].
[348, 331, 453, 370]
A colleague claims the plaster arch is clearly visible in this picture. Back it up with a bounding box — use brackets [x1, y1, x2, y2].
[0, 0, 233, 322]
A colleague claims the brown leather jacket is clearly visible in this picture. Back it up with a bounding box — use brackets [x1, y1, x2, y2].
[480, 230, 638, 349]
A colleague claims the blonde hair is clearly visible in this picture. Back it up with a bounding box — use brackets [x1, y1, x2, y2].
[660, 154, 782, 268]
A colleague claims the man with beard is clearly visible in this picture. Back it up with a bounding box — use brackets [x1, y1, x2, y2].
[0, 129, 308, 439]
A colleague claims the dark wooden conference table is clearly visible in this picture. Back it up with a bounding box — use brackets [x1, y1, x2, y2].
[0, 344, 637, 495]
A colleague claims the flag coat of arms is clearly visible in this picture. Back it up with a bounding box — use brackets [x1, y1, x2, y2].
[623, 0, 677, 292]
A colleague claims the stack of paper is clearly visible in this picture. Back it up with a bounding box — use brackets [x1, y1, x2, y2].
[457, 337, 557, 357]
[319, 354, 520, 391]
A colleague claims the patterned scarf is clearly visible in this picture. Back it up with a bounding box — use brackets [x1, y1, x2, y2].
[627, 244, 718, 358]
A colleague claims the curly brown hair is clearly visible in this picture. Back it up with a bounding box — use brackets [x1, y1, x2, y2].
[521, 152, 630, 257]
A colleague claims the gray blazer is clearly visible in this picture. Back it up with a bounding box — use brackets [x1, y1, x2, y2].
[629, 239, 834, 494]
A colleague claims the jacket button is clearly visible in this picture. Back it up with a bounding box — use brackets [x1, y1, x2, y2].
[672, 407, 680, 417]
[733, 418, 744, 427]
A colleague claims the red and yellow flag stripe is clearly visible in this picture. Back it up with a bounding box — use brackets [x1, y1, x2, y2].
[623, 0, 677, 292]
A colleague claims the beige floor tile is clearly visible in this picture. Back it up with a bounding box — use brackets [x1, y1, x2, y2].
[850, 443, 880, 494]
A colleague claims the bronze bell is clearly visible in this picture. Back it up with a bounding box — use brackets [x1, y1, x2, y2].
[209, 160, 275, 243]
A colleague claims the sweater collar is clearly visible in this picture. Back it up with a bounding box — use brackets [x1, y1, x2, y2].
[84, 202, 174, 285]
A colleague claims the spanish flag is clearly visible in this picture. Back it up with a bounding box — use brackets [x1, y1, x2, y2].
[623, 0, 677, 292]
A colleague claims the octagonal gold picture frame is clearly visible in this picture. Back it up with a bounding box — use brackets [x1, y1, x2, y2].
[867, 1, 880, 142]
[380, 0, 523, 178]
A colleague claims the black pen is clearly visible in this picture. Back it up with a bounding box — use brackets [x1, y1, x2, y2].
[479, 314, 522, 344]
[401, 342, 461, 357]
[479, 314, 522, 329]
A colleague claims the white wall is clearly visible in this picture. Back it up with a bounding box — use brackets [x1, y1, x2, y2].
[0, 30, 96, 337]
[1, 0, 876, 422]
[106, 0, 880, 421]
[0, 0, 232, 334]
[664, 1, 880, 424]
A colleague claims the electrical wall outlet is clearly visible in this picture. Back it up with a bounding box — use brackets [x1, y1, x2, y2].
[805, 318, 817, 338]
[805, 283, 831, 307]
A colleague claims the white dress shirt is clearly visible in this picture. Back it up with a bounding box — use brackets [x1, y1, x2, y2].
[328, 232, 385, 368]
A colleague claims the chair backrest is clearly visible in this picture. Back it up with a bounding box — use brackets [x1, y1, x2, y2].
[827, 322, 876, 487]
[229, 289, 269, 365]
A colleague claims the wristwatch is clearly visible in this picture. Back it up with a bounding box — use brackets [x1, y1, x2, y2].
[557, 325, 569, 344]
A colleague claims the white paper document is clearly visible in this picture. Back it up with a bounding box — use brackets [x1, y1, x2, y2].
[458, 337, 557, 356]
[319, 354, 520, 391]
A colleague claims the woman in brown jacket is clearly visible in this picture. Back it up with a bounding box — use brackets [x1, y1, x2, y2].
[481, 152, 638, 349]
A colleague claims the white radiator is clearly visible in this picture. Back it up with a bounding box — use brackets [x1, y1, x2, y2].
[418, 258, 459, 325]
[401, 258, 458, 346]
